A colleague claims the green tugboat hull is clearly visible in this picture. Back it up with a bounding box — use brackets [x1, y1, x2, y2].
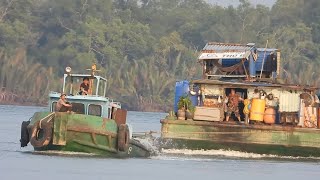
[33, 140, 151, 158]
[25, 112, 151, 158]
[160, 119, 320, 157]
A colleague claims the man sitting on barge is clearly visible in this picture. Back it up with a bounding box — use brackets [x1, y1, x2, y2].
[225, 89, 243, 122]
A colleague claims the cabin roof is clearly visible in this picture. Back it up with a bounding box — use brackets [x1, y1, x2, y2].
[50, 92, 108, 101]
[64, 74, 107, 81]
[198, 42, 280, 61]
[201, 43, 279, 52]
[202, 42, 254, 52]
[256, 48, 278, 52]
[49, 92, 121, 107]
[191, 79, 317, 90]
[198, 42, 255, 60]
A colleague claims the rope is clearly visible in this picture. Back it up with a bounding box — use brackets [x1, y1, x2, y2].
[39, 112, 55, 129]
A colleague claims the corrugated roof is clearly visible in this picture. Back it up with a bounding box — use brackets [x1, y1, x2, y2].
[257, 48, 278, 52]
[202, 42, 254, 52]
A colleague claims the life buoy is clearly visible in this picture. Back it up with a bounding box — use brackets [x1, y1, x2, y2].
[117, 124, 129, 152]
[30, 120, 53, 148]
[20, 121, 30, 147]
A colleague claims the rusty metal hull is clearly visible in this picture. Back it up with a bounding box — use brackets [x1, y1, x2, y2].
[160, 119, 320, 157]
[26, 112, 150, 158]
[33, 139, 151, 158]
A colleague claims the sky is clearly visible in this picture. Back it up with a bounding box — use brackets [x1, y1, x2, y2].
[206, 0, 277, 7]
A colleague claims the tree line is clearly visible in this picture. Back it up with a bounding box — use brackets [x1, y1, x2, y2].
[0, 0, 319, 111]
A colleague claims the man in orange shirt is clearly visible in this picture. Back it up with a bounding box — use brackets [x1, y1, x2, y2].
[226, 89, 243, 122]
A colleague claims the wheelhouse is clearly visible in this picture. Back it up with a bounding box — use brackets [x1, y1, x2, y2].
[48, 69, 121, 119]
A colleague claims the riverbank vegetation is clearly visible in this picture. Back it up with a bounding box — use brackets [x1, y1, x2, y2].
[0, 0, 320, 111]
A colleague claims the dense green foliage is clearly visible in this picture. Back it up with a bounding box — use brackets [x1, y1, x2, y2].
[0, 0, 320, 110]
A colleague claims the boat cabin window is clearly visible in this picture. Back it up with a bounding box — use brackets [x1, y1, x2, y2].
[51, 102, 85, 114]
[88, 104, 102, 117]
[52, 102, 57, 112]
[71, 103, 85, 114]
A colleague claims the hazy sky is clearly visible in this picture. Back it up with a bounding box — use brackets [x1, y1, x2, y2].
[206, 0, 277, 7]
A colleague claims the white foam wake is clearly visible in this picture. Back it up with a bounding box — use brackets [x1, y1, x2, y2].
[133, 136, 161, 155]
[157, 148, 320, 161]
[161, 149, 267, 158]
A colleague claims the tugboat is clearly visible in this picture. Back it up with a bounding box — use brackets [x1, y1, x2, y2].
[160, 42, 320, 157]
[20, 64, 151, 158]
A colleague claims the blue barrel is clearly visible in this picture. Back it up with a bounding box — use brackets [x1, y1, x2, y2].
[174, 81, 190, 113]
[174, 81, 198, 112]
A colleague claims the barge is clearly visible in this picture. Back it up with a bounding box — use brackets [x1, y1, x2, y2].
[160, 42, 320, 157]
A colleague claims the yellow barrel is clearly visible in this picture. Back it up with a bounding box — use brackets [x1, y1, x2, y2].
[250, 98, 266, 121]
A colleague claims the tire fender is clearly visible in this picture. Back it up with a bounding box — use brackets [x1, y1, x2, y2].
[30, 120, 53, 148]
[117, 124, 129, 152]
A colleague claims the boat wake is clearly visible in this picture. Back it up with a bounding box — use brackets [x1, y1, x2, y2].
[153, 148, 320, 162]
[133, 136, 320, 161]
[4, 136, 319, 162]
[133, 136, 161, 156]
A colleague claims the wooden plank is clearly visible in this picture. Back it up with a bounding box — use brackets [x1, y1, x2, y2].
[53, 113, 67, 145]
[193, 106, 224, 121]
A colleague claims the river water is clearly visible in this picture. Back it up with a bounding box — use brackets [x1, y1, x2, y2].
[0, 105, 319, 180]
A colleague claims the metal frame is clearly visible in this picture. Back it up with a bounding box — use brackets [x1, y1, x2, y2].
[62, 74, 107, 97]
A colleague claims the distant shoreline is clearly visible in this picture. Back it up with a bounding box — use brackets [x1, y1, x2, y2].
[0, 102, 166, 112]
[0, 102, 46, 107]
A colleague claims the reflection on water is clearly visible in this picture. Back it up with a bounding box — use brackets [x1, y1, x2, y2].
[0, 105, 320, 180]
